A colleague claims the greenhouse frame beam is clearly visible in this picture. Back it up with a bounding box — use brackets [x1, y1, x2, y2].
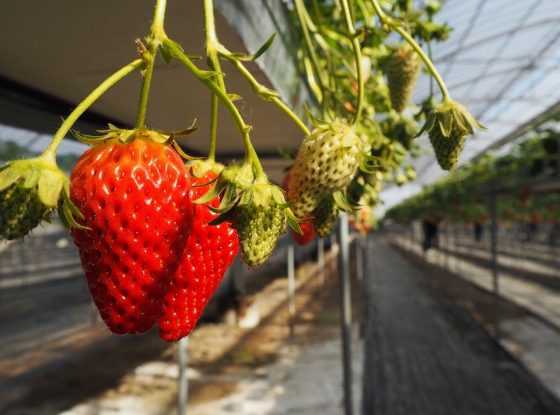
[0, 74, 127, 132]
[474, 25, 560, 121]
[461, 0, 544, 104]
[436, 17, 560, 63]
[475, 99, 560, 158]
[441, 0, 486, 78]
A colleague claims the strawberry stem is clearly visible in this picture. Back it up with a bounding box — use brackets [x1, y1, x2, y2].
[340, 0, 364, 125]
[223, 55, 311, 137]
[203, 0, 226, 162]
[294, 0, 326, 105]
[135, 0, 169, 129]
[370, 0, 450, 100]
[43, 59, 143, 159]
[163, 38, 266, 178]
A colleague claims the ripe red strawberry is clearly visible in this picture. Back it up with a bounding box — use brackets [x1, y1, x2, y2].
[291, 221, 316, 245]
[70, 136, 193, 334]
[159, 161, 239, 341]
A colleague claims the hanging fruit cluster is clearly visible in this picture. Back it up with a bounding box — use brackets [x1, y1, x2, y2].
[0, 0, 481, 340]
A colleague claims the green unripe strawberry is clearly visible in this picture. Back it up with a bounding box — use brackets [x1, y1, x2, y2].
[424, 99, 484, 170]
[429, 128, 466, 170]
[386, 44, 421, 113]
[204, 163, 299, 267]
[0, 182, 50, 240]
[287, 119, 366, 219]
[0, 156, 72, 240]
[235, 200, 287, 266]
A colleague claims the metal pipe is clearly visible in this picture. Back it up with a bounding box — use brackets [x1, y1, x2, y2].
[318, 238, 325, 284]
[489, 193, 501, 339]
[337, 213, 354, 415]
[177, 337, 189, 415]
[288, 243, 296, 337]
[490, 194, 499, 296]
[356, 237, 364, 281]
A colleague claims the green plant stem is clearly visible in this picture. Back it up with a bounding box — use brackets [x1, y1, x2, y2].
[340, 0, 364, 124]
[227, 57, 311, 136]
[135, 51, 156, 129]
[294, 0, 325, 103]
[204, 0, 226, 162]
[163, 38, 265, 178]
[370, 0, 450, 100]
[135, 0, 168, 128]
[42, 59, 143, 161]
[208, 96, 219, 162]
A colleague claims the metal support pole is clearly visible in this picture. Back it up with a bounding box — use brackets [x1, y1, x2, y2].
[287, 243, 296, 337]
[490, 194, 501, 339]
[318, 238, 325, 284]
[337, 213, 353, 415]
[355, 237, 364, 281]
[177, 337, 189, 415]
[331, 233, 338, 274]
[490, 195, 499, 296]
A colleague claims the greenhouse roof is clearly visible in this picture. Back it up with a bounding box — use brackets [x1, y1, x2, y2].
[1, 1, 560, 197]
[389, 0, 560, 208]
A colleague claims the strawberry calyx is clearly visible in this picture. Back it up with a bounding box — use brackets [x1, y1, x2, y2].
[73, 122, 198, 152]
[0, 155, 83, 239]
[422, 98, 484, 140]
[194, 162, 299, 266]
[188, 159, 224, 180]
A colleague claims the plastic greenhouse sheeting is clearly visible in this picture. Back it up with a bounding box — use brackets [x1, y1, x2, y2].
[216, 0, 311, 112]
[399, 0, 560, 207]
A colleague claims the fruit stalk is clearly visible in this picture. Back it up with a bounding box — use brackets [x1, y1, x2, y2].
[201, 0, 266, 176]
[225, 54, 311, 137]
[163, 39, 265, 178]
[294, 0, 325, 103]
[135, 0, 169, 128]
[203, 0, 226, 161]
[340, 0, 365, 124]
[370, 0, 450, 100]
[42, 59, 143, 160]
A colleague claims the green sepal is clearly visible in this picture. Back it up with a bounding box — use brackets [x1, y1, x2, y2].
[286, 208, 302, 234]
[209, 207, 238, 226]
[37, 169, 65, 208]
[0, 163, 21, 191]
[59, 187, 89, 230]
[172, 141, 203, 161]
[333, 190, 354, 213]
[359, 154, 382, 174]
[192, 175, 219, 188]
[194, 180, 226, 205]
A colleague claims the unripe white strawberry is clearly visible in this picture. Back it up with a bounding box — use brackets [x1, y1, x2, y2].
[386, 44, 421, 113]
[287, 119, 366, 219]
